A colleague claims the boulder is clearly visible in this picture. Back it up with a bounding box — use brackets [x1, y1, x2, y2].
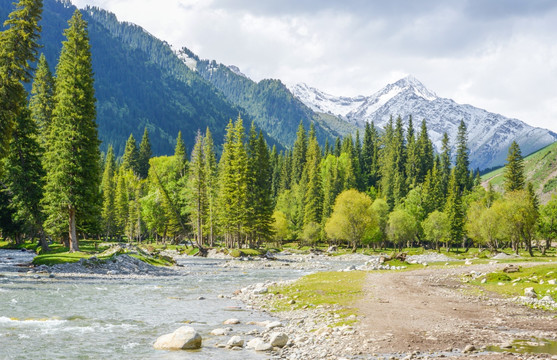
[210, 328, 228, 336]
[524, 287, 537, 299]
[326, 245, 337, 253]
[153, 326, 202, 350]
[266, 320, 283, 330]
[255, 341, 273, 351]
[540, 295, 554, 303]
[463, 344, 476, 353]
[253, 286, 268, 295]
[227, 336, 244, 348]
[270, 332, 288, 348]
[246, 338, 263, 348]
[548, 279, 556, 285]
[503, 264, 520, 273]
[223, 318, 240, 325]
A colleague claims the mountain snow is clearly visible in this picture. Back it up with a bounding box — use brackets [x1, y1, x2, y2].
[289, 76, 557, 170]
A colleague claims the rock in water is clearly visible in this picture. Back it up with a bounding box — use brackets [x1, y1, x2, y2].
[223, 318, 240, 325]
[153, 326, 202, 350]
[227, 336, 244, 348]
[270, 332, 288, 347]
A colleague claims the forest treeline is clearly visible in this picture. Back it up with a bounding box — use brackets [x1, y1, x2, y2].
[1, 0, 556, 256]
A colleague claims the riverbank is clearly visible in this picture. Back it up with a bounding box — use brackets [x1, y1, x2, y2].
[235, 260, 557, 359]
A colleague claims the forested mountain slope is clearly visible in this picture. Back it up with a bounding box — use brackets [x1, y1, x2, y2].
[482, 141, 557, 203]
[0, 0, 246, 155]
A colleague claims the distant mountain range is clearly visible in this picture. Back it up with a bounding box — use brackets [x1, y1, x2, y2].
[290, 77, 557, 169]
[1, 0, 554, 169]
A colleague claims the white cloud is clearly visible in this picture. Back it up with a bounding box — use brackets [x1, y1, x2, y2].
[71, 0, 557, 133]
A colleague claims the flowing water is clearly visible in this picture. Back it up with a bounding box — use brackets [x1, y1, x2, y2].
[0, 250, 323, 360]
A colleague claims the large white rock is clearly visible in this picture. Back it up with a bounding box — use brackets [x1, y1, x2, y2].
[210, 328, 228, 336]
[153, 326, 202, 350]
[270, 332, 288, 348]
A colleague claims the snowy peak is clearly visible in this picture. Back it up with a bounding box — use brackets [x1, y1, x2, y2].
[290, 76, 557, 170]
[289, 83, 366, 117]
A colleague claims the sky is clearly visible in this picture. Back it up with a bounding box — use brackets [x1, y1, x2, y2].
[72, 0, 557, 133]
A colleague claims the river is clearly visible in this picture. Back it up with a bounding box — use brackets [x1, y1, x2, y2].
[0, 249, 322, 359]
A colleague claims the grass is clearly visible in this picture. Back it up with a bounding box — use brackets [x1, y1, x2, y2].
[266, 270, 367, 326]
[470, 264, 557, 305]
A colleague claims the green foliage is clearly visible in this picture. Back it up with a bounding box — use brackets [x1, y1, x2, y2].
[42, 10, 100, 251]
[422, 210, 450, 250]
[325, 189, 377, 249]
[504, 140, 525, 193]
[29, 53, 54, 145]
[138, 128, 152, 179]
[387, 208, 418, 248]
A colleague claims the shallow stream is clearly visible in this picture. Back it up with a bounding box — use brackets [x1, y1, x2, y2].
[0, 250, 324, 359]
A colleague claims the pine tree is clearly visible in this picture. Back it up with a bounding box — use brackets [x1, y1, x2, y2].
[454, 120, 470, 193]
[444, 169, 464, 247]
[114, 167, 129, 237]
[174, 131, 187, 178]
[252, 131, 274, 243]
[392, 116, 407, 204]
[0, 0, 43, 160]
[138, 127, 152, 179]
[440, 132, 451, 194]
[203, 128, 218, 246]
[405, 115, 417, 188]
[101, 146, 116, 240]
[415, 119, 434, 184]
[304, 133, 323, 226]
[42, 10, 100, 252]
[188, 130, 206, 245]
[2, 98, 47, 249]
[503, 140, 525, 193]
[291, 121, 307, 185]
[122, 134, 139, 175]
[29, 53, 54, 145]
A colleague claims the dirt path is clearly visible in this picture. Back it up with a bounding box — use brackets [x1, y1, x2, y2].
[354, 264, 557, 358]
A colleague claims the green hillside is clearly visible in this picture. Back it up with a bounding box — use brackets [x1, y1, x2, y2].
[482, 141, 557, 203]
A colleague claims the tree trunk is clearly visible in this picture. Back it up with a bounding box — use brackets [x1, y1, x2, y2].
[38, 227, 50, 252]
[68, 206, 79, 252]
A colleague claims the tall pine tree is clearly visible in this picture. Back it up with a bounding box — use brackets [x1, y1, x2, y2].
[29, 53, 54, 146]
[454, 120, 470, 193]
[42, 10, 100, 252]
[138, 127, 152, 179]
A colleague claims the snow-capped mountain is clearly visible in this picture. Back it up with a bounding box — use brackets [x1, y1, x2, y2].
[290, 76, 557, 170]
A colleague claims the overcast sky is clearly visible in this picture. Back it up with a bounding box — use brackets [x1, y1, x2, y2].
[72, 0, 557, 133]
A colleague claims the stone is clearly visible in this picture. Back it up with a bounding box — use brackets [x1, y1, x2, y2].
[540, 295, 554, 303]
[524, 287, 537, 299]
[270, 332, 289, 348]
[266, 320, 283, 329]
[197, 296, 205, 300]
[246, 338, 263, 348]
[503, 264, 520, 273]
[463, 344, 475, 353]
[465, 260, 473, 265]
[153, 326, 202, 350]
[227, 336, 244, 348]
[223, 318, 240, 325]
[548, 279, 556, 285]
[210, 328, 228, 336]
[255, 341, 273, 351]
[327, 245, 337, 253]
[253, 286, 268, 295]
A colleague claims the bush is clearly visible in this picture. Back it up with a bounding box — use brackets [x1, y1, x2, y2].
[486, 272, 511, 282]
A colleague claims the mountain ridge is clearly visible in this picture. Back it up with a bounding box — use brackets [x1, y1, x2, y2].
[290, 77, 557, 170]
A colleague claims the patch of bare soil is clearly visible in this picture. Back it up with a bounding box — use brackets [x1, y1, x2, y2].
[354, 264, 557, 358]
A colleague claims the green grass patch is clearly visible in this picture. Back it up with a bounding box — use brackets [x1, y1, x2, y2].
[32, 252, 92, 265]
[471, 264, 557, 301]
[267, 271, 367, 325]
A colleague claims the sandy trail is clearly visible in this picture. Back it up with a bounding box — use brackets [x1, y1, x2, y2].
[354, 264, 557, 358]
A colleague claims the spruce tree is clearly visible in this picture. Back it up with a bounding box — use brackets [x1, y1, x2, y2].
[405, 115, 417, 188]
[42, 10, 100, 252]
[122, 134, 139, 175]
[0, 0, 42, 160]
[252, 131, 274, 243]
[114, 167, 129, 237]
[503, 140, 525, 193]
[415, 119, 434, 184]
[2, 98, 48, 250]
[444, 169, 464, 247]
[454, 120, 470, 193]
[174, 131, 187, 178]
[203, 128, 217, 245]
[291, 121, 307, 185]
[29, 53, 54, 145]
[304, 133, 323, 226]
[188, 130, 206, 245]
[138, 127, 152, 179]
[101, 146, 116, 240]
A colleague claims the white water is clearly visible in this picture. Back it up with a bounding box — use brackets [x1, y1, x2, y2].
[0, 250, 314, 359]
